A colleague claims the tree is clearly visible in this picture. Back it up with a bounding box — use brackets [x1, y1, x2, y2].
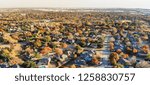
[133, 48, 138, 54]
[45, 36, 51, 42]
[21, 61, 37, 68]
[109, 52, 119, 65]
[77, 29, 82, 35]
[75, 45, 84, 54]
[55, 48, 63, 55]
[1, 48, 11, 60]
[9, 57, 23, 65]
[40, 47, 52, 55]
[146, 54, 150, 59]
[34, 52, 41, 58]
[92, 57, 99, 65]
[0, 36, 4, 43]
[34, 39, 42, 47]
[70, 64, 76, 68]
[61, 43, 68, 48]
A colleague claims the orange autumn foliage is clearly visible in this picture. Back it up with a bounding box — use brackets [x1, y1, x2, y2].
[133, 48, 138, 53]
[70, 64, 76, 68]
[62, 43, 68, 48]
[92, 58, 99, 65]
[40, 47, 52, 55]
[116, 49, 122, 54]
[142, 45, 149, 53]
[123, 54, 129, 59]
[77, 30, 82, 35]
[55, 48, 63, 55]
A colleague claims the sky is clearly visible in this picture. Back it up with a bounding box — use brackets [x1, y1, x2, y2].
[0, 0, 150, 9]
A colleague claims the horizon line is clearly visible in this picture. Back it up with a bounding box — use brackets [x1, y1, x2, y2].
[0, 7, 150, 10]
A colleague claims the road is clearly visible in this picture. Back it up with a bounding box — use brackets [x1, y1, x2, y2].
[98, 35, 112, 68]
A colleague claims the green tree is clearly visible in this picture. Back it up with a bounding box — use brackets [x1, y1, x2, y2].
[34, 52, 41, 58]
[21, 61, 37, 68]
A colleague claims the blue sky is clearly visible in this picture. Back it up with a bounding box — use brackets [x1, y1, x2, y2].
[0, 0, 149, 9]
